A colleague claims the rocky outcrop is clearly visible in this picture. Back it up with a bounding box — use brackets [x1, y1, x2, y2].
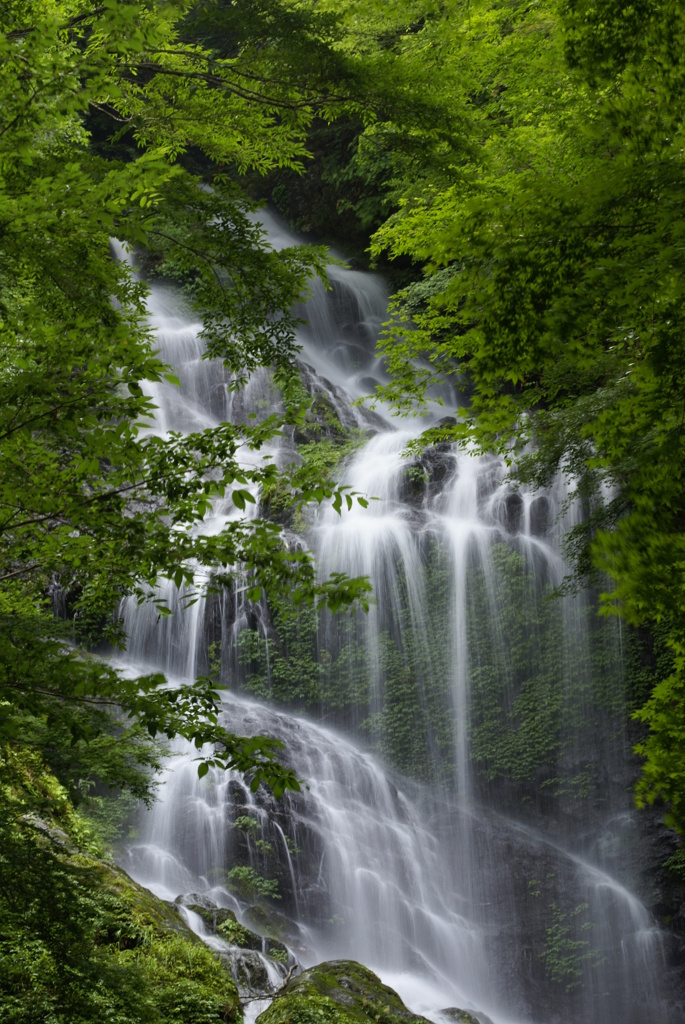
[173, 893, 292, 999]
[179, 897, 290, 961]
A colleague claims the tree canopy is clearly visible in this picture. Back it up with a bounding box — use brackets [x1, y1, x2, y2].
[352, 0, 685, 830]
[0, 0, 379, 802]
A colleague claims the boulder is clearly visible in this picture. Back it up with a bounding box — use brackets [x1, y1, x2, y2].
[438, 1010, 494, 1024]
[223, 947, 279, 997]
[256, 959, 431, 1024]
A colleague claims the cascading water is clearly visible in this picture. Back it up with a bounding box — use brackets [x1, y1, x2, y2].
[115, 213, 681, 1024]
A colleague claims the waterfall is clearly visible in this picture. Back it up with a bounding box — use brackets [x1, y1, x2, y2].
[115, 212, 680, 1024]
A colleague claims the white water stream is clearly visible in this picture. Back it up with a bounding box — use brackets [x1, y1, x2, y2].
[114, 213, 679, 1024]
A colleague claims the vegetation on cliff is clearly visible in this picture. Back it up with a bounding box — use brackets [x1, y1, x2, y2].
[0, 749, 243, 1024]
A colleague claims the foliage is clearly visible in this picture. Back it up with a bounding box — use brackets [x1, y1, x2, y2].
[0, 8, 390, 1010]
[0, 0, 385, 812]
[226, 864, 281, 902]
[233, 525, 624, 798]
[466, 544, 624, 792]
[128, 933, 240, 1024]
[539, 903, 603, 992]
[268, 947, 289, 964]
[216, 915, 254, 948]
[234, 814, 261, 835]
[236, 538, 454, 782]
[663, 845, 685, 885]
[261, 419, 368, 530]
[0, 749, 241, 1024]
[79, 788, 142, 848]
[249, 0, 468, 256]
[264, 117, 396, 255]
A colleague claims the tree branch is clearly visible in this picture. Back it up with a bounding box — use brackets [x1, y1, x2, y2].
[0, 563, 42, 583]
[6, 6, 106, 39]
[131, 62, 307, 112]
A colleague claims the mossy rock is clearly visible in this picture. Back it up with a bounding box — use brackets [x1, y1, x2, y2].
[184, 903, 289, 961]
[439, 1010, 491, 1024]
[256, 960, 431, 1024]
[189, 904, 263, 951]
[244, 903, 296, 944]
[91, 862, 198, 944]
[293, 394, 347, 444]
[94, 868, 242, 1020]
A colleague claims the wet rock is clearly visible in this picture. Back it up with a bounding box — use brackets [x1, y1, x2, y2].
[257, 960, 431, 1024]
[178, 898, 291, 963]
[438, 1011, 493, 1024]
[293, 369, 359, 442]
[21, 813, 74, 852]
[217, 910, 267, 951]
[223, 947, 277, 996]
[175, 891, 218, 912]
[528, 495, 550, 536]
[396, 447, 455, 506]
[502, 491, 523, 534]
[218, 911, 290, 963]
[420, 446, 454, 498]
[183, 903, 262, 950]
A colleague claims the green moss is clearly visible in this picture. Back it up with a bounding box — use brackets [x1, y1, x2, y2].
[257, 961, 430, 1024]
[92, 862, 197, 943]
[0, 749, 242, 1024]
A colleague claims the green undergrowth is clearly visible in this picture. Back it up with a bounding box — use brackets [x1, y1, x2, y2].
[0, 748, 241, 1024]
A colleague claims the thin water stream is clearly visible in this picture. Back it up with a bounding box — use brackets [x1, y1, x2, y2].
[115, 213, 679, 1024]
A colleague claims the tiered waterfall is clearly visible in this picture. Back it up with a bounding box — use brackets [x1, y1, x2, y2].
[115, 214, 680, 1024]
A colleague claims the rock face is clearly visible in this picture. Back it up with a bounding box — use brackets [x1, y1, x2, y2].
[256, 960, 431, 1024]
[173, 894, 291, 999]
